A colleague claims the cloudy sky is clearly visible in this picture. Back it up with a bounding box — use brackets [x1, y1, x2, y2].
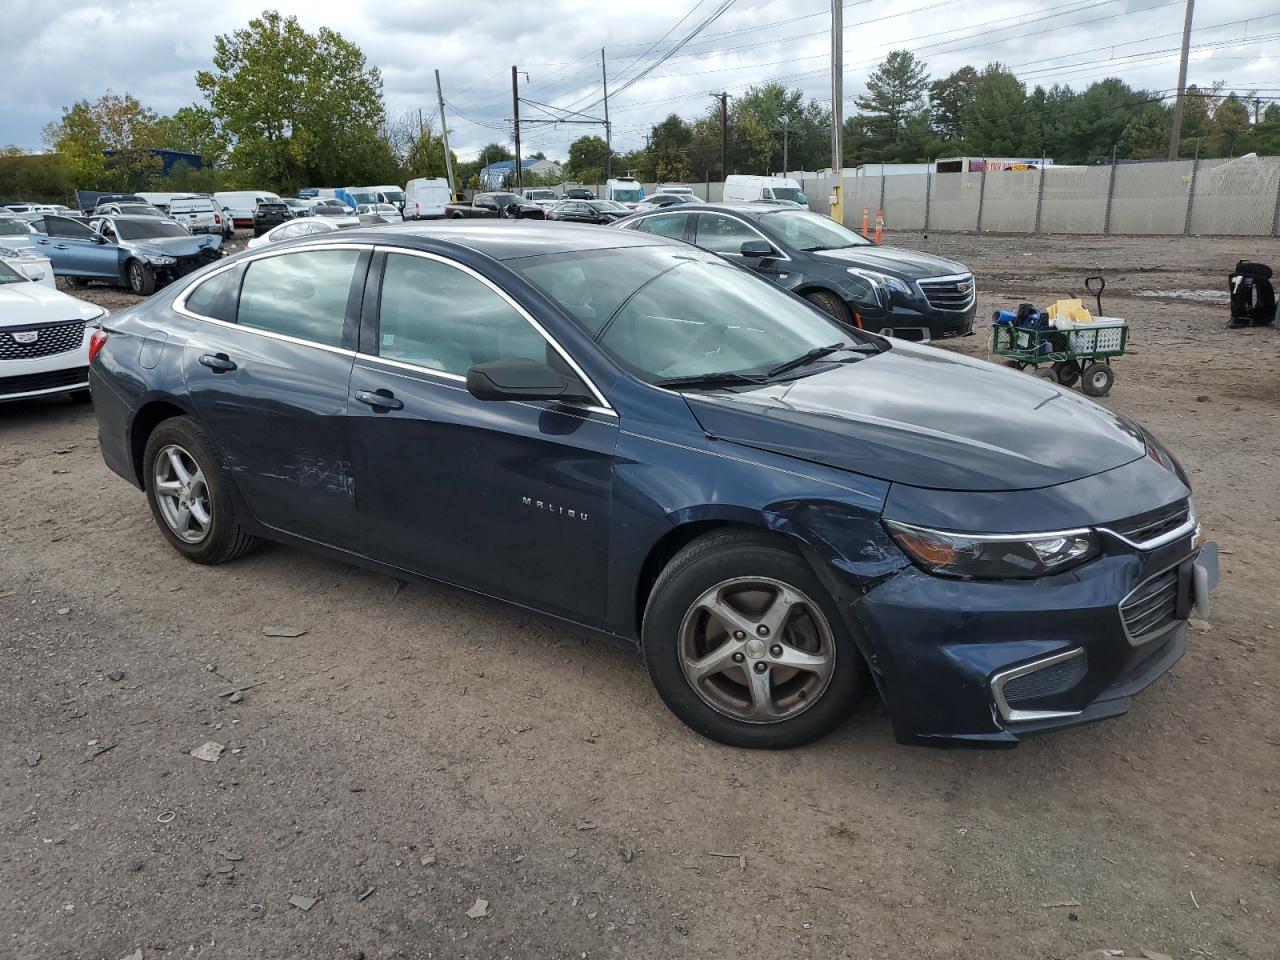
[4, 0, 1276, 161]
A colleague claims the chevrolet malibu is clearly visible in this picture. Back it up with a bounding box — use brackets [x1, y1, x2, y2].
[89, 223, 1217, 749]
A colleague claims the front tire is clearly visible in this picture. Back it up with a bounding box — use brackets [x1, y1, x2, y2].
[642, 530, 869, 749]
[126, 260, 155, 296]
[804, 290, 851, 326]
[143, 416, 260, 565]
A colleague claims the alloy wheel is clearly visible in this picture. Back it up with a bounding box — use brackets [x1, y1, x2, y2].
[152, 444, 212, 544]
[677, 576, 836, 723]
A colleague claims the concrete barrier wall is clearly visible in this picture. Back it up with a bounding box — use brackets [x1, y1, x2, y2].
[929, 173, 982, 231]
[577, 157, 1279, 235]
[980, 171, 1040, 233]
[1190, 157, 1280, 236]
[1039, 167, 1111, 234]
[883, 173, 928, 230]
[1109, 161, 1192, 235]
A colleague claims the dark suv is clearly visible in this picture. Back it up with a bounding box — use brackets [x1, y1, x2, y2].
[618, 203, 976, 341]
[252, 202, 292, 237]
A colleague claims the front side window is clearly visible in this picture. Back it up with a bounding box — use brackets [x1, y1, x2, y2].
[509, 247, 847, 383]
[694, 213, 764, 255]
[237, 250, 361, 347]
[0, 219, 33, 236]
[630, 213, 687, 240]
[377, 253, 548, 377]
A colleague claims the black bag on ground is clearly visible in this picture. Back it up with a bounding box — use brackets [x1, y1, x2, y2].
[1228, 261, 1276, 327]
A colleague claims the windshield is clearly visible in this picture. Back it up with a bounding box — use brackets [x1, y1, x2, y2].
[382, 190, 405, 203]
[488, 193, 519, 207]
[770, 187, 807, 204]
[113, 220, 192, 240]
[0, 219, 33, 236]
[528, 190, 556, 199]
[589, 200, 628, 212]
[611, 188, 643, 203]
[762, 210, 871, 251]
[117, 204, 164, 217]
[349, 191, 375, 203]
[509, 247, 851, 383]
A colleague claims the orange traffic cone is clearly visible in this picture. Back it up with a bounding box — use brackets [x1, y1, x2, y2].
[861, 206, 870, 238]
[874, 209, 884, 244]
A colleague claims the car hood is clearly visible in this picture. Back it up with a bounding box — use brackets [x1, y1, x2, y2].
[810, 244, 968, 281]
[121, 235, 220, 257]
[0, 281, 102, 328]
[682, 341, 1146, 492]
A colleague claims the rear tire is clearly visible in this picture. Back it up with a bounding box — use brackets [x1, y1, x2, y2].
[642, 529, 869, 749]
[804, 290, 851, 326]
[1052, 360, 1082, 386]
[142, 416, 260, 565]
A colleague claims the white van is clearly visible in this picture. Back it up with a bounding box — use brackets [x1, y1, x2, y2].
[213, 191, 282, 228]
[605, 177, 645, 209]
[404, 178, 453, 220]
[169, 196, 226, 236]
[520, 188, 559, 208]
[370, 184, 406, 207]
[722, 175, 808, 209]
[656, 184, 697, 199]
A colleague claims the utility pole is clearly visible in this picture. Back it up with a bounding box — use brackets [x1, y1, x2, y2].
[512, 65, 523, 191]
[602, 48, 612, 181]
[1168, 0, 1196, 160]
[780, 115, 790, 177]
[830, 0, 844, 224]
[712, 92, 730, 182]
[435, 70, 457, 199]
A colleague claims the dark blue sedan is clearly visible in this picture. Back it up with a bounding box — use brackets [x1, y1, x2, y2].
[89, 222, 1217, 749]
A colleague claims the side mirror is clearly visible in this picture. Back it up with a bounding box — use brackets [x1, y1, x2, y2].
[739, 239, 774, 259]
[466, 358, 592, 404]
[93, 234, 109, 244]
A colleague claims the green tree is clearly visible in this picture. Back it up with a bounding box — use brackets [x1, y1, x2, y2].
[43, 91, 165, 189]
[157, 105, 228, 167]
[854, 50, 930, 161]
[565, 135, 609, 183]
[961, 64, 1028, 155]
[1116, 103, 1172, 159]
[1208, 94, 1251, 157]
[929, 66, 981, 143]
[195, 9, 391, 192]
[648, 113, 693, 181]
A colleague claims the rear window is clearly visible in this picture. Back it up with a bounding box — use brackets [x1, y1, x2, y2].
[184, 267, 242, 322]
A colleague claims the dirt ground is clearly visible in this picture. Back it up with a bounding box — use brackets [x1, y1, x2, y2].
[2, 230, 1279, 960]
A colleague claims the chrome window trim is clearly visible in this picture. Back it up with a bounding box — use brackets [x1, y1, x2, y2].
[1098, 504, 1198, 551]
[990, 647, 1085, 724]
[173, 241, 371, 357]
[371, 245, 614, 414]
[692, 212, 793, 263]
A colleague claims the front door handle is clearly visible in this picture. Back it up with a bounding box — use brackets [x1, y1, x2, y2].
[355, 388, 403, 411]
[198, 353, 237, 373]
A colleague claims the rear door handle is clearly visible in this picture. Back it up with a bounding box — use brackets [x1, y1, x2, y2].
[198, 353, 237, 373]
[354, 388, 403, 411]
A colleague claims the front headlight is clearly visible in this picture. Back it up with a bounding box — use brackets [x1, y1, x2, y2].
[148, 255, 177, 265]
[846, 268, 913, 304]
[884, 520, 1098, 579]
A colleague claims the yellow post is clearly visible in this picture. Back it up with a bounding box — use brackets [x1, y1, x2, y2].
[830, 183, 843, 228]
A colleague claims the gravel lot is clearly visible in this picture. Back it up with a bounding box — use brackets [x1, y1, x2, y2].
[3, 229, 1279, 960]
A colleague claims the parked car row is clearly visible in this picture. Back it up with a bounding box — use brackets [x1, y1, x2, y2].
[79, 218, 1216, 752]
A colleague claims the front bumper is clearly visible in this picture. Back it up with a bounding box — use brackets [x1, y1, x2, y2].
[0, 326, 92, 401]
[848, 535, 1217, 747]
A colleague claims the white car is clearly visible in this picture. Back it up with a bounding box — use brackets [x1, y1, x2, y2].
[0, 215, 54, 286]
[0, 258, 105, 402]
[245, 218, 345, 249]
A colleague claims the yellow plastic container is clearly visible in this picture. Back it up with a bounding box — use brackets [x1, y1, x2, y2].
[1046, 298, 1094, 324]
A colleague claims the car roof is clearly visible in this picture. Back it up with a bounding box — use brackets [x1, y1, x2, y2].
[327, 220, 673, 260]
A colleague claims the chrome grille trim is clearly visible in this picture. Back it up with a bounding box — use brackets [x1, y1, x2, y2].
[1099, 499, 1197, 551]
[0, 319, 86, 361]
[1119, 565, 1183, 646]
[990, 648, 1086, 724]
[917, 273, 976, 312]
